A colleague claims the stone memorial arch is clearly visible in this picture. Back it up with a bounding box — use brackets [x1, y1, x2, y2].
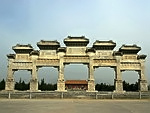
[5, 36, 148, 92]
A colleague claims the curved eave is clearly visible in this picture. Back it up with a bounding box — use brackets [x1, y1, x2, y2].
[30, 50, 39, 56]
[113, 51, 123, 56]
[37, 40, 60, 50]
[64, 36, 89, 46]
[119, 49, 140, 54]
[57, 47, 66, 53]
[37, 45, 60, 50]
[137, 55, 147, 59]
[64, 42, 89, 47]
[13, 49, 33, 54]
[86, 48, 95, 53]
[93, 45, 116, 50]
[93, 40, 116, 50]
[7, 54, 15, 59]
[37, 40, 60, 45]
[119, 45, 141, 54]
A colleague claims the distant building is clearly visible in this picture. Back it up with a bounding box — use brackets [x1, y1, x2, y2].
[65, 80, 88, 91]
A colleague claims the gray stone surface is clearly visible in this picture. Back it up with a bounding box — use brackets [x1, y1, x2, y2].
[0, 99, 150, 113]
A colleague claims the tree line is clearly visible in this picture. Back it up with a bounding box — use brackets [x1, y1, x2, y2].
[0, 79, 150, 91]
[0, 78, 57, 91]
[95, 81, 139, 91]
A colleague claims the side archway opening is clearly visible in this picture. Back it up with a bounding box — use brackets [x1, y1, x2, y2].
[94, 67, 115, 91]
[122, 71, 139, 91]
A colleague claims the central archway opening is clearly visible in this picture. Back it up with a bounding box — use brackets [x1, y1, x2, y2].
[64, 64, 88, 91]
[14, 70, 30, 91]
[38, 67, 57, 91]
[122, 71, 139, 91]
[94, 67, 115, 91]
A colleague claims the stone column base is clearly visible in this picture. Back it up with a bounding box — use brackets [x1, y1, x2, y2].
[138, 79, 148, 91]
[86, 79, 97, 92]
[55, 80, 67, 92]
[5, 78, 15, 91]
[30, 79, 38, 91]
[114, 79, 124, 92]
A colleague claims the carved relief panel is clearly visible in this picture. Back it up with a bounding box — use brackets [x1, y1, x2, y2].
[95, 51, 113, 59]
[36, 59, 59, 66]
[66, 47, 86, 55]
[16, 54, 30, 61]
[39, 50, 57, 58]
[120, 62, 141, 70]
[12, 62, 33, 69]
[122, 55, 137, 60]
[93, 59, 116, 66]
[64, 56, 89, 63]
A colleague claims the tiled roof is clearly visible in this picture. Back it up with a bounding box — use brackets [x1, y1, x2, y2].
[65, 80, 88, 85]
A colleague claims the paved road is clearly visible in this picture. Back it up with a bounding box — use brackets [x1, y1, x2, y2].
[0, 99, 150, 113]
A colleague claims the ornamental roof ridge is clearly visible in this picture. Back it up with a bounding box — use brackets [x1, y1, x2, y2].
[12, 44, 33, 50]
[119, 44, 141, 54]
[7, 54, 15, 59]
[67, 35, 86, 39]
[93, 40, 116, 45]
[64, 36, 89, 46]
[119, 44, 141, 50]
[13, 44, 33, 48]
[64, 36, 89, 41]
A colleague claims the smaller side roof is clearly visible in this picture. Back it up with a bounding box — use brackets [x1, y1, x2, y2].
[119, 44, 141, 54]
[93, 40, 116, 50]
[12, 44, 33, 53]
[37, 40, 60, 50]
[7, 54, 15, 59]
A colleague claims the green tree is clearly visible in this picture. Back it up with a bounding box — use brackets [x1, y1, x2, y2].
[0, 79, 5, 90]
[95, 83, 114, 91]
[38, 78, 57, 91]
[15, 78, 29, 90]
[123, 81, 138, 91]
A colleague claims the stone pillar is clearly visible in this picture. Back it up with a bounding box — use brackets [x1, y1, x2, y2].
[5, 69, 15, 91]
[138, 62, 148, 91]
[56, 57, 66, 92]
[5, 59, 15, 91]
[114, 53, 123, 92]
[114, 67, 123, 92]
[30, 66, 38, 91]
[87, 58, 96, 92]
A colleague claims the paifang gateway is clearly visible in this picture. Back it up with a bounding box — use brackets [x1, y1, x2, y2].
[5, 36, 148, 92]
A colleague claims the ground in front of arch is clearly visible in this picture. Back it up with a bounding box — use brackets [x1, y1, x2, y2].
[0, 99, 150, 113]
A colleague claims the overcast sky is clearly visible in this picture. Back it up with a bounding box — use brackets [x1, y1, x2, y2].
[0, 0, 150, 84]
